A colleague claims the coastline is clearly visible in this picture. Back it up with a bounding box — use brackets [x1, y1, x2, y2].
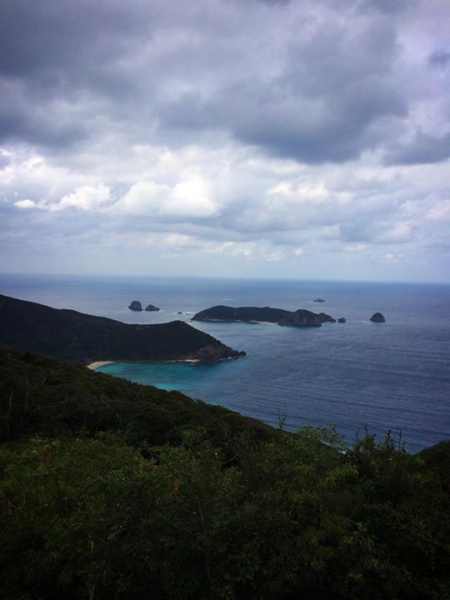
[87, 361, 114, 370]
[86, 358, 202, 370]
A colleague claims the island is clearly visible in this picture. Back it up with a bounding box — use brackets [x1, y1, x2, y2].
[192, 305, 336, 327]
[129, 300, 143, 311]
[370, 312, 386, 323]
[129, 301, 160, 312]
[0, 294, 245, 364]
[145, 304, 160, 312]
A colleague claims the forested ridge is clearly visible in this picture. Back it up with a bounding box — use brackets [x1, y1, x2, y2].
[0, 294, 243, 363]
[1, 343, 449, 599]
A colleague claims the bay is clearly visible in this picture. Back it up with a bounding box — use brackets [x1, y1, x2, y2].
[1, 273, 449, 452]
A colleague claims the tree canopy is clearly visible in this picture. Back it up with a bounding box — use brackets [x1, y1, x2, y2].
[1, 344, 449, 599]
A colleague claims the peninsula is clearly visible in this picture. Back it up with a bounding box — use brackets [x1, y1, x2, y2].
[0, 294, 244, 364]
[192, 305, 337, 327]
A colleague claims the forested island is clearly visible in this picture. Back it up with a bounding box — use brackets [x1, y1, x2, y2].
[0, 294, 244, 364]
[192, 305, 337, 326]
[0, 342, 449, 599]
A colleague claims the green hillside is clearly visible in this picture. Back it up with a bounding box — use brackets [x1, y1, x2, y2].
[0, 294, 244, 363]
[0, 344, 449, 599]
[0, 344, 270, 450]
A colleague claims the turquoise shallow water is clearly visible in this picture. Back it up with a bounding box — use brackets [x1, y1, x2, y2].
[1, 274, 450, 451]
[99, 361, 224, 393]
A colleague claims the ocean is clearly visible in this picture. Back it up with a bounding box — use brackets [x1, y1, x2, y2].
[1, 273, 449, 452]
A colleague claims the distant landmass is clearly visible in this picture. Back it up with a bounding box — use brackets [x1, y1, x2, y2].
[145, 304, 160, 312]
[129, 300, 143, 311]
[370, 312, 386, 323]
[192, 305, 337, 327]
[0, 294, 244, 364]
[128, 300, 161, 312]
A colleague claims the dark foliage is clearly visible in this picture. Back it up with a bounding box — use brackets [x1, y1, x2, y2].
[192, 305, 292, 323]
[0, 294, 243, 363]
[419, 440, 450, 492]
[0, 344, 449, 599]
[0, 344, 274, 451]
[192, 305, 335, 326]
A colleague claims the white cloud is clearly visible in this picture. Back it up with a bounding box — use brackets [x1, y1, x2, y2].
[209, 241, 256, 258]
[13, 183, 111, 212]
[113, 177, 220, 219]
[376, 221, 414, 243]
[163, 233, 195, 248]
[344, 243, 368, 253]
[380, 252, 404, 264]
[53, 184, 112, 212]
[170, 178, 220, 218]
[426, 200, 450, 222]
[14, 199, 36, 210]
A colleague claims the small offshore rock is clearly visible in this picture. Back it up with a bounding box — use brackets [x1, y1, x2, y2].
[145, 304, 160, 312]
[338, 317, 346, 323]
[129, 300, 143, 311]
[370, 312, 386, 323]
[313, 298, 325, 303]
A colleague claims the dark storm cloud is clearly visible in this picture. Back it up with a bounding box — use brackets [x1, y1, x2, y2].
[0, 0, 157, 148]
[385, 132, 450, 166]
[429, 50, 450, 69]
[0, 0, 151, 78]
[359, 0, 414, 14]
[0, 0, 410, 163]
[0, 94, 88, 148]
[1, 0, 446, 171]
[0, 150, 11, 170]
[223, 78, 406, 164]
[159, 11, 406, 164]
[243, 0, 292, 4]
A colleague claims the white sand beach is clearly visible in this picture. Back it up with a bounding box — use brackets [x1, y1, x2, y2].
[87, 361, 114, 370]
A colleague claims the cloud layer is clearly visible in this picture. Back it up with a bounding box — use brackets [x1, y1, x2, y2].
[1, 0, 449, 281]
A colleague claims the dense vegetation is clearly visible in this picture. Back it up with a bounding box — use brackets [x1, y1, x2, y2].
[1, 343, 449, 599]
[0, 345, 271, 451]
[192, 305, 336, 326]
[192, 305, 293, 323]
[0, 294, 243, 363]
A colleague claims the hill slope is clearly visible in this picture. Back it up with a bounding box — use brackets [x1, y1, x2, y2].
[0, 343, 272, 448]
[0, 344, 449, 599]
[0, 294, 244, 363]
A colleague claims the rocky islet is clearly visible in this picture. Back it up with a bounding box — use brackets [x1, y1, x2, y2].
[129, 301, 160, 312]
[370, 312, 386, 323]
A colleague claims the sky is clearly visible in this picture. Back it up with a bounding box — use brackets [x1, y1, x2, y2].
[0, 0, 449, 283]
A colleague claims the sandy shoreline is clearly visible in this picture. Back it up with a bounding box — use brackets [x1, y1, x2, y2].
[87, 361, 114, 370]
[86, 358, 202, 370]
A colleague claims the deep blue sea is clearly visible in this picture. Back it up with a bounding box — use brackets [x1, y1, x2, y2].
[1, 273, 450, 452]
